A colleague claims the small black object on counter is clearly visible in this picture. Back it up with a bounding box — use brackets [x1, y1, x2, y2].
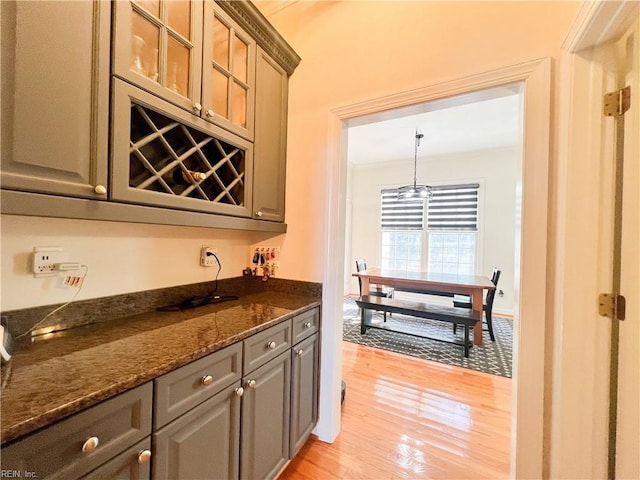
[157, 294, 239, 312]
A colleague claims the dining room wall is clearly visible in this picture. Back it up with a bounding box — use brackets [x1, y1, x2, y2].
[347, 145, 519, 316]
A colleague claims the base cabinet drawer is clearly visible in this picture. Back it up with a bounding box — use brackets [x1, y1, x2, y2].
[1, 382, 152, 480]
[154, 342, 242, 428]
[81, 438, 151, 480]
[291, 307, 319, 344]
[243, 321, 292, 375]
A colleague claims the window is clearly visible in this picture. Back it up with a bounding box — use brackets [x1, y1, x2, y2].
[426, 184, 479, 275]
[380, 189, 424, 272]
[379, 183, 479, 275]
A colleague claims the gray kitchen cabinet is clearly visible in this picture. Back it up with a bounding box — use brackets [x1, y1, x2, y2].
[202, 1, 256, 140]
[239, 320, 293, 479]
[112, 0, 204, 119]
[110, 78, 254, 217]
[153, 382, 242, 480]
[252, 47, 289, 222]
[81, 438, 152, 480]
[1, 0, 300, 231]
[154, 342, 242, 429]
[151, 342, 242, 479]
[0, 382, 152, 480]
[290, 333, 319, 458]
[0, 0, 110, 199]
[151, 320, 293, 480]
[291, 307, 320, 345]
[240, 350, 291, 480]
[113, 0, 255, 141]
[243, 318, 292, 374]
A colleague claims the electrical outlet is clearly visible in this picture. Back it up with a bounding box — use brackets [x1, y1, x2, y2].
[32, 246, 67, 277]
[200, 247, 218, 267]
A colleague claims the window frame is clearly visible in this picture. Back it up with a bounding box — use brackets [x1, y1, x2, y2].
[379, 182, 483, 274]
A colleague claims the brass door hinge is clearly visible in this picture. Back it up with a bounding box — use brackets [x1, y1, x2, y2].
[599, 293, 626, 320]
[603, 86, 631, 117]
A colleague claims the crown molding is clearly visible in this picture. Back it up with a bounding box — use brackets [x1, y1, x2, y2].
[216, 0, 301, 75]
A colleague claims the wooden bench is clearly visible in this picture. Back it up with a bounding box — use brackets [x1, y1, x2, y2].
[355, 295, 480, 357]
[394, 287, 455, 298]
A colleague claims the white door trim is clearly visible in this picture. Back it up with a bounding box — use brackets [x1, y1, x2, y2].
[551, 1, 639, 478]
[320, 58, 551, 479]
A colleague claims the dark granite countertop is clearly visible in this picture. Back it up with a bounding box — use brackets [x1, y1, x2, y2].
[0, 291, 320, 445]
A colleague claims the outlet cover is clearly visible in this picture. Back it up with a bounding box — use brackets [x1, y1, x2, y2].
[200, 247, 218, 267]
[32, 246, 66, 278]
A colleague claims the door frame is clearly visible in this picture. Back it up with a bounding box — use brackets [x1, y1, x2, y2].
[551, 1, 639, 478]
[319, 57, 551, 479]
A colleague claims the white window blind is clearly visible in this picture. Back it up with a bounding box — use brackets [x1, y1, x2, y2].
[380, 189, 424, 230]
[427, 183, 479, 231]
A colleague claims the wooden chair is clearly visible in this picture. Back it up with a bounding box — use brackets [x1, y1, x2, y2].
[453, 268, 501, 341]
[355, 259, 394, 321]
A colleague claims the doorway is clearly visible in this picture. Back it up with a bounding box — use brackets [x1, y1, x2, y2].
[344, 85, 522, 317]
[320, 58, 551, 478]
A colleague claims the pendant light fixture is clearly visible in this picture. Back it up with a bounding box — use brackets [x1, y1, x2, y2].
[397, 130, 432, 199]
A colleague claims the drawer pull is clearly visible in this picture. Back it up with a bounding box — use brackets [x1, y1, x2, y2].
[235, 387, 244, 397]
[201, 375, 213, 386]
[297, 349, 304, 357]
[267, 341, 276, 349]
[247, 379, 256, 389]
[304, 322, 312, 329]
[82, 436, 99, 453]
[137, 450, 152, 464]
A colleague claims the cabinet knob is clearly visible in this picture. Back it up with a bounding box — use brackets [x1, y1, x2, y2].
[304, 322, 312, 329]
[267, 341, 276, 349]
[137, 450, 151, 465]
[193, 102, 202, 112]
[94, 185, 107, 195]
[201, 375, 213, 386]
[235, 386, 244, 397]
[206, 109, 214, 117]
[82, 436, 99, 454]
[247, 379, 256, 389]
[297, 349, 304, 357]
[256, 211, 263, 217]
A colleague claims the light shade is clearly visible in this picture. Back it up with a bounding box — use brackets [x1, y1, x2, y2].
[397, 184, 432, 199]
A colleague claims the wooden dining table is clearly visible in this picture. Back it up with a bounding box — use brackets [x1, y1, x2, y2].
[353, 268, 496, 346]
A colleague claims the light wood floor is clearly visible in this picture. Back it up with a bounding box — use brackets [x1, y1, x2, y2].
[279, 341, 512, 479]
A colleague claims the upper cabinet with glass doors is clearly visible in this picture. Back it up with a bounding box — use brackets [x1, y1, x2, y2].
[113, 0, 203, 118]
[113, 0, 255, 140]
[202, 3, 255, 139]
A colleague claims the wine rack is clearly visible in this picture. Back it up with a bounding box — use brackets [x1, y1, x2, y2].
[129, 103, 245, 205]
[111, 78, 253, 217]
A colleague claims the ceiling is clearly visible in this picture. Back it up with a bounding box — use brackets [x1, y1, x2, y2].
[347, 86, 523, 166]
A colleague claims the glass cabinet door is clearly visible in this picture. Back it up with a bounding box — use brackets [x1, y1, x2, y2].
[113, 0, 204, 116]
[202, 1, 255, 140]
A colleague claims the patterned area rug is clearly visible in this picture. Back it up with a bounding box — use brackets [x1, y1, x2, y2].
[343, 297, 513, 378]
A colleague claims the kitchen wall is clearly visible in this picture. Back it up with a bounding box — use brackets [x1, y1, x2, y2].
[0, 215, 282, 311]
[347, 146, 519, 315]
